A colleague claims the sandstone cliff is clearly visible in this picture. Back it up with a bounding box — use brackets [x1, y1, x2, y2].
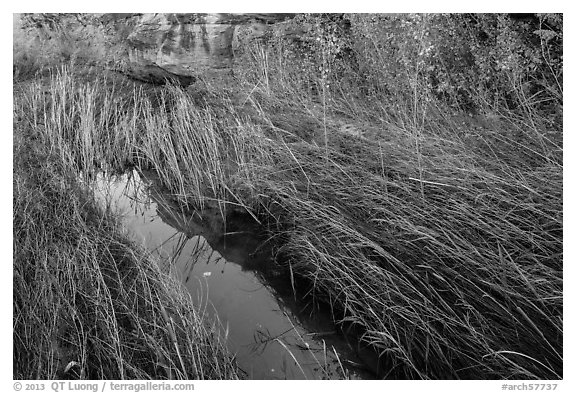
[107, 13, 294, 85]
[16, 13, 296, 86]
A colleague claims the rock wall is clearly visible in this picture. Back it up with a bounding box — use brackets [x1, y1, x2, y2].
[15, 13, 297, 86]
[104, 13, 294, 85]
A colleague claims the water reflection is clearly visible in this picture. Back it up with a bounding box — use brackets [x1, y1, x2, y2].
[94, 170, 374, 380]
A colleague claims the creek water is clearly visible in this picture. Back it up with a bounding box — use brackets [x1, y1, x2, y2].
[93, 170, 374, 380]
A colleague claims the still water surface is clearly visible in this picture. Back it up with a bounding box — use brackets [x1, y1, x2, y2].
[93, 170, 372, 380]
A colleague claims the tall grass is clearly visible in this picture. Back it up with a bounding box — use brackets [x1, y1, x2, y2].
[230, 29, 562, 378]
[19, 64, 561, 379]
[15, 66, 270, 214]
[14, 13, 562, 379]
[256, 139, 561, 379]
[13, 93, 240, 380]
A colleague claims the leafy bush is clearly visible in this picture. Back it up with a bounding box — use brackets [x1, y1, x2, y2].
[235, 13, 562, 123]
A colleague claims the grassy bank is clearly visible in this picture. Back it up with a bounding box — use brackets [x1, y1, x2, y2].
[14, 13, 562, 380]
[13, 105, 240, 379]
[17, 64, 562, 379]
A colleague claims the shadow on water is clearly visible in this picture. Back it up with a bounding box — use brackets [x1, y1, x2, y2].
[93, 169, 380, 380]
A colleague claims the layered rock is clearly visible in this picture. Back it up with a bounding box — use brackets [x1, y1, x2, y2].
[105, 13, 294, 85]
[16, 13, 297, 86]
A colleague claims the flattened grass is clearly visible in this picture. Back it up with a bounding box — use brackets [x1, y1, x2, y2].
[16, 65, 562, 379]
[13, 127, 239, 380]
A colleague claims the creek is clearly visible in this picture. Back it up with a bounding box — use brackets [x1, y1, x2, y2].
[93, 170, 375, 380]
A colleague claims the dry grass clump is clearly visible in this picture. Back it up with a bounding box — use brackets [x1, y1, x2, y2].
[17, 66, 562, 378]
[251, 131, 561, 379]
[228, 18, 562, 377]
[14, 39, 561, 378]
[13, 128, 239, 380]
[14, 66, 268, 214]
[229, 54, 562, 376]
